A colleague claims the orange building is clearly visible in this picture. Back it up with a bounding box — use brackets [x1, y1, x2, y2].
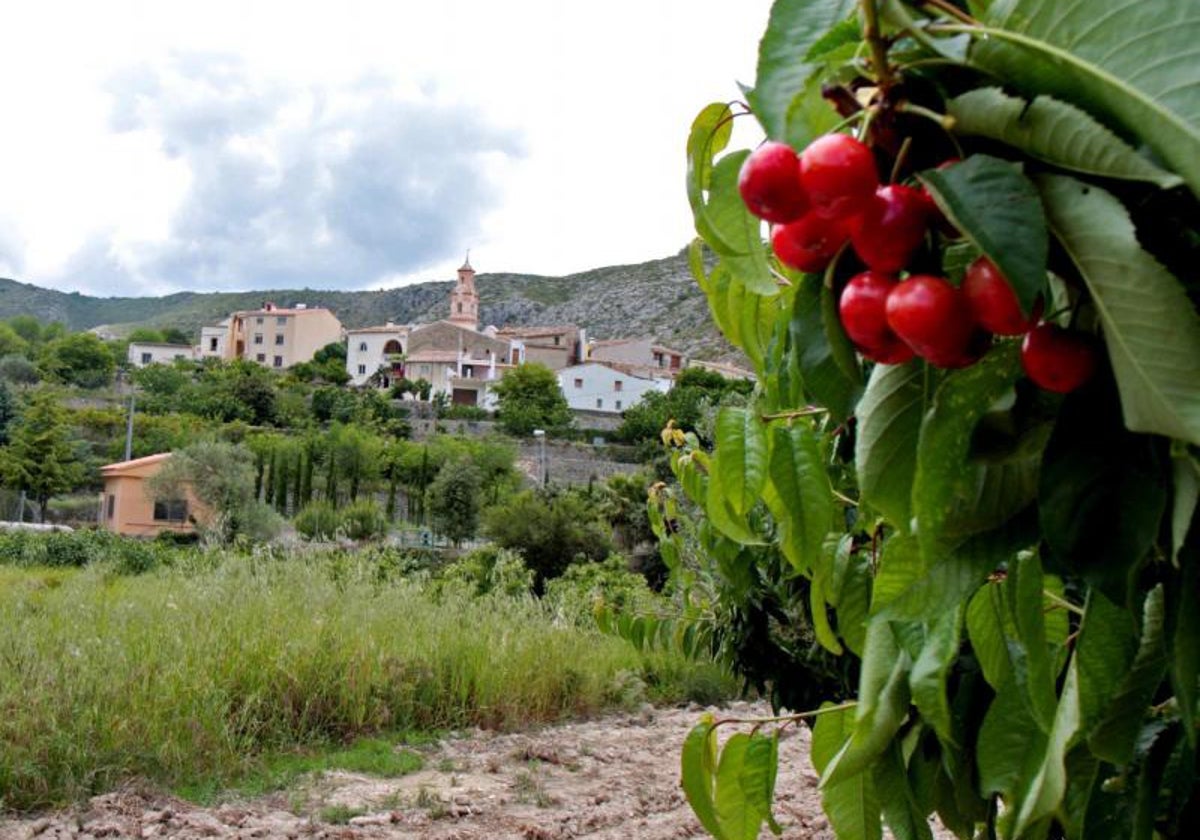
[99, 453, 205, 538]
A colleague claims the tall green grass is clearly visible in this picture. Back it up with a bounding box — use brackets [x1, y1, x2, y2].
[0, 557, 727, 810]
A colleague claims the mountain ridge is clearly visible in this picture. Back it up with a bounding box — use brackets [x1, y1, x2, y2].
[0, 250, 737, 360]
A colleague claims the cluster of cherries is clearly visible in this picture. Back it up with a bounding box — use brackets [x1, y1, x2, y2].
[737, 134, 1097, 393]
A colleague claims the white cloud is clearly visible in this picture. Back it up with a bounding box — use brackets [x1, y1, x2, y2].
[0, 1, 774, 295]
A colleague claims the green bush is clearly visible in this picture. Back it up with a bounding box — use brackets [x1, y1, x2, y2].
[543, 554, 662, 626]
[436, 546, 533, 598]
[338, 499, 388, 541]
[294, 501, 340, 541]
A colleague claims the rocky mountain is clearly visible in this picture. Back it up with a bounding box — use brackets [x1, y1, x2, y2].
[0, 249, 739, 361]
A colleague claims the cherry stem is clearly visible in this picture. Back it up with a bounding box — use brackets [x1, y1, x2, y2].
[860, 0, 894, 87]
[712, 700, 858, 729]
[897, 101, 957, 132]
[761, 407, 830, 422]
[1044, 590, 1085, 617]
[920, 0, 977, 25]
[889, 136, 914, 184]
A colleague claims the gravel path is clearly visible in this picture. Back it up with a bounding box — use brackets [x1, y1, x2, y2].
[1, 701, 949, 839]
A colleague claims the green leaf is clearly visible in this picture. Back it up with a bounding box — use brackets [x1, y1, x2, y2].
[1076, 589, 1139, 734]
[870, 533, 924, 616]
[681, 716, 723, 838]
[715, 733, 761, 840]
[947, 88, 1182, 188]
[749, 0, 858, 146]
[909, 606, 964, 747]
[966, 580, 1015, 691]
[1172, 454, 1200, 564]
[715, 406, 768, 516]
[790, 277, 863, 422]
[875, 741, 934, 840]
[977, 676, 1045, 798]
[918, 155, 1047, 314]
[855, 360, 923, 530]
[970, 0, 1200, 198]
[763, 421, 833, 576]
[1089, 586, 1168, 766]
[1012, 655, 1083, 838]
[813, 704, 884, 840]
[877, 511, 1036, 622]
[1038, 379, 1169, 601]
[913, 343, 1026, 553]
[1171, 552, 1199, 747]
[1007, 553, 1060, 732]
[1037, 174, 1200, 445]
[741, 733, 783, 836]
[707, 153, 777, 296]
[687, 104, 735, 251]
[823, 620, 913, 786]
[835, 551, 873, 656]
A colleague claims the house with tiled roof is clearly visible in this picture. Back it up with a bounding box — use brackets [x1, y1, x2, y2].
[198, 303, 343, 370]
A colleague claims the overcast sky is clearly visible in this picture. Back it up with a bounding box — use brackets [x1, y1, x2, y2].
[0, 1, 774, 297]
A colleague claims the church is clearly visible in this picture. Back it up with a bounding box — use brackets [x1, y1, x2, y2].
[345, 259, 583, 408]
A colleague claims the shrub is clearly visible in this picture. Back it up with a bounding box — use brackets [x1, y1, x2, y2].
[543, 554, 662, 626]
[294, 501, 340, 541]
[338, 499, 388, 541]
[436, 546, 533, 599]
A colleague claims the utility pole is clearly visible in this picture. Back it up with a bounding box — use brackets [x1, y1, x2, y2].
[124, 391, 136, 461]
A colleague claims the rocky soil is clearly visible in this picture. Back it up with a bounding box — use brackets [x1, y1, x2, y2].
[1, 701, 950, 840]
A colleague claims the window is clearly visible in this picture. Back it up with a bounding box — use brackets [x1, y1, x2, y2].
[357, 364, 366, 375]
[457, 303, 463, 313]
[614, 380, 623, 392]
[596, 397, 603, 409]
[273, 356, 284, 368]
[616, 400, 622, 410]
[358, 341, 368, 352]
[277, 316, 287, 326]
[255, 317, 264, 325]
[574, 378, 583, 389]
[106, 494, 115, 520]
[140, 352, 152, 365]
[153, 498, 188, 522]
[256, 353, 266, 363]
[553, 336, 560, 346]
[209, 338, 218, 351]
[274, 334, 285, 345]
[462, 365, 474, 378]
[253, 333, 263, 345]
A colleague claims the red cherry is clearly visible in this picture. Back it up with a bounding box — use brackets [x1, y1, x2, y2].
[850, 185, 929, 273]
[1021, 323, 1097, 393]
[839, 271, 900, 349]
[771, 212, 850, 273]
[800, 134, 878, 221]
[963, 257, 1032, 336]
[738, 142, 809, 224]
[860, 336, 915, 365]
[921, 157, 961, 238]
[885, 275, 976, 367]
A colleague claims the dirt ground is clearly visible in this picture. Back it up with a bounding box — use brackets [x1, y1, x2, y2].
[0, 701, 950, 839]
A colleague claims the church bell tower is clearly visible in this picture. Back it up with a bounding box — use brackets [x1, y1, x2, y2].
[448, 252, 479, 332]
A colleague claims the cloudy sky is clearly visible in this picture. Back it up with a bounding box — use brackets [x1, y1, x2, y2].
[0, 1, 774, 297]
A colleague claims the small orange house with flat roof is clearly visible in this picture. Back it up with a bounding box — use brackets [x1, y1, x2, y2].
[100, 453, 206, 537]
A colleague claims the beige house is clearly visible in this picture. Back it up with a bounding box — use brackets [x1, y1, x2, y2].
[199, 303, 343, 369]
[587, 338, 687, 378]
[495, 325, 584, 371]
[100, 453, 206, 538]
[127, 342, 196, 368]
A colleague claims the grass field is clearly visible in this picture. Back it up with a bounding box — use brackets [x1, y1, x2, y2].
[0, 556, 730, 811]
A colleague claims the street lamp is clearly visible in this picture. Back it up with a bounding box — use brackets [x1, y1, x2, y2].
[532, 429, 546, 486]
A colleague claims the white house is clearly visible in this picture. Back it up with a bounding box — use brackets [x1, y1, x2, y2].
[557, 361, 671, 414]
[127, 342, 196, 368]
[346, 324, 410, 386]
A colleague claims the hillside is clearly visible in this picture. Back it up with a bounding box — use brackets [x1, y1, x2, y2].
[0, 250, 738, 360]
